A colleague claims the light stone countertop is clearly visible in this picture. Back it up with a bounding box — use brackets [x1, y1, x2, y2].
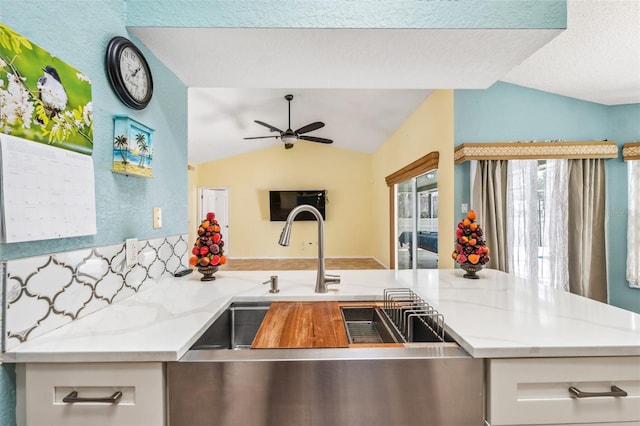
[3, 268, 640, 363]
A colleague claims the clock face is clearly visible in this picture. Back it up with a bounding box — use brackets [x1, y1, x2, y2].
[119, 47, 150, 102]
[106, 37, 154, 110]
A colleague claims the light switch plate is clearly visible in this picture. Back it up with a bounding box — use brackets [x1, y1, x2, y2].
[125, 238, 138, 266]
[153, 207, 162, 229]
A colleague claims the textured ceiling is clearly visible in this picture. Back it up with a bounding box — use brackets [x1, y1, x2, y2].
[503, 0, 640, 106]
[131, 0, 639, 164]
[133, 28, 560, 90]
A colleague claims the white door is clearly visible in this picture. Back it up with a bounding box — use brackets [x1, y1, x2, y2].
[199, 188, 230, 254]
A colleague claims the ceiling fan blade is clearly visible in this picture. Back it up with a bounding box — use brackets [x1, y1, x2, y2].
[254, 120, 283, 133]
[299, 135, 333, 144]
[243, 135, 280, 140]
[295, 121, 324, 135]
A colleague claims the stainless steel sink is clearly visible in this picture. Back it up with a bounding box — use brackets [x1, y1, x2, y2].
[173, 297, 483, 426]
[191, 300, 456, 350]
[190, 301, 270, 350]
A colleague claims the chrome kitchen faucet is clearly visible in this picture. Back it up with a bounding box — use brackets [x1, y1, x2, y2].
[278, 204, 340, 293]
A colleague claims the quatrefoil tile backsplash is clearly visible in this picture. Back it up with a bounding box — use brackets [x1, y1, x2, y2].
[3, 234, 189, 351]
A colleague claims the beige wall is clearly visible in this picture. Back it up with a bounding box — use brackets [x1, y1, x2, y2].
[192, 90, 454, 267]
[195, 142, 374, 258]
[371, 90, 455, 268]
[187, 164, 198, 249]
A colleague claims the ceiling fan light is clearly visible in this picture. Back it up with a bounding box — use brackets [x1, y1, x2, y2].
[281, 134, 297, 146]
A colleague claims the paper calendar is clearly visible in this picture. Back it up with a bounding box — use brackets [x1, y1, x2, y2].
[0, 134, 96, 243]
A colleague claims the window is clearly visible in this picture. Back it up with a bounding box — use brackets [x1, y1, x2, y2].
[468, 143, 610, 301]
[385, 151, 439, 269]
[507, 159, 569, 290]
[628, 160, 640, 288]
[395, 171, 439, 269]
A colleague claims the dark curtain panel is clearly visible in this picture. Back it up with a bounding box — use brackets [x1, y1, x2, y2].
[567, 158, 608, 302]
[473, 160, 509, 272]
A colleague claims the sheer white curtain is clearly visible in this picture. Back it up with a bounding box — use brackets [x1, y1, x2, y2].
[507, 160, 539, 281]
[506, 159, 569, 290]
[628, 160, 640, 287]
[542, 160, 569, 290]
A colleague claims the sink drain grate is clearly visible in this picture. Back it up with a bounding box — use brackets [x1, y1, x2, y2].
[345, 322, 384, 344]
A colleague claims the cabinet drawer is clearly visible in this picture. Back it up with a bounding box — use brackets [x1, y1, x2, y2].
[487, 357, 640, 426]
[17, 362, 165, 426]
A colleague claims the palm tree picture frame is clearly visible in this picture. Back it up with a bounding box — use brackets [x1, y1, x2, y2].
[112, 115, 154, 177]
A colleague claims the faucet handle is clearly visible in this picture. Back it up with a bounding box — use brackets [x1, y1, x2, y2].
[325, 274, 341, 285]
[262, 275, 280, 293]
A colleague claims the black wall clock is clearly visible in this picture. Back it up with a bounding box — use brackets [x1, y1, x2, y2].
[105, 36, 153, 110]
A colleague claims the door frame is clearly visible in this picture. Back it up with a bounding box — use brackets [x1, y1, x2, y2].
[198, 187, 230, 253]
[385, 152, 439, 269]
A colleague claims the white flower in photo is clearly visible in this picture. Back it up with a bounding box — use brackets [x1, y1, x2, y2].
[76, 72, 91, 83]
[0, 72, 34, 128]
[83, 101, 93, 126]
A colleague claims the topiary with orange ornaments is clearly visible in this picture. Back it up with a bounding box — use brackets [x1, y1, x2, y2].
[190, 212, 227, 268]
[451, 209, 490, 266]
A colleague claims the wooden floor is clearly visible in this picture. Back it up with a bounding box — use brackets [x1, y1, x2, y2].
[224, 258, 386, 271]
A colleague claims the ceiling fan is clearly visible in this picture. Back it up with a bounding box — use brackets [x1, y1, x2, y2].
[244, 94, 333, 149]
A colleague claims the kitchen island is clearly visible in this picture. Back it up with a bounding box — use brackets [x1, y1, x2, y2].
[5, 269, 640, 426]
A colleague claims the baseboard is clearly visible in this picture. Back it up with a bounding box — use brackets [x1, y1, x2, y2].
[370, 256, 390, 269]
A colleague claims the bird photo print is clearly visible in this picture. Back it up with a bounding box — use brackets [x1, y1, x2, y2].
[0, 23, 93, 155]
[37, 65, 69, 121]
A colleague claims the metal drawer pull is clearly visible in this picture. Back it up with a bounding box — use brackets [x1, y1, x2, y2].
[63, 390, 123, 404]
[569, 385, 628, 398]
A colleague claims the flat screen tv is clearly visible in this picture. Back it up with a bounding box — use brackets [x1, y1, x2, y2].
[269, 190, 327, 221]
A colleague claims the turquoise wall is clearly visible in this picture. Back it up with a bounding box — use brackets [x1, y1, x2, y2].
[0, 1, 188, 424]
[454, 81, 640, 314]
[0, 365, 14, 426]
[0, 1, 188, 261]
[126, 0, 566, 29]
[607, 104, 640, 312]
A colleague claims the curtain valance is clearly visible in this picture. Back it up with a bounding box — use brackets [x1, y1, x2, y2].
[455, 141, 618, 164]
[623, 142, 640, 161]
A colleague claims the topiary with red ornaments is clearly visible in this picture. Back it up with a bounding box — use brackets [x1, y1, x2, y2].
[190, 212, 227, 268]
[451, 209, 490, 266]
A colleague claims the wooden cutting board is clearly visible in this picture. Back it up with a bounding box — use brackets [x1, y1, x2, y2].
[251, 301, 349, 349]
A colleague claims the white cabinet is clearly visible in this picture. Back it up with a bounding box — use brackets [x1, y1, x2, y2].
[16, 362, 165, 426]
[486, 356, 640, 426]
